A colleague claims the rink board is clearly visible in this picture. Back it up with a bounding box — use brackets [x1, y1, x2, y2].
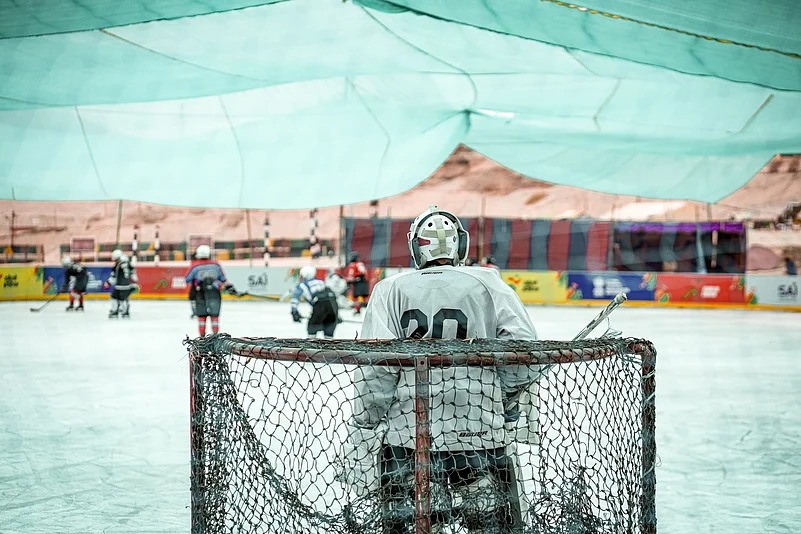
[1, 264, 799, 311]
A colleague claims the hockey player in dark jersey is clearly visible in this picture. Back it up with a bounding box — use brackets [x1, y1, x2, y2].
[290, 266, 339, 338]
[188, 250, 205, 319]
[344, 251, 370, 314]
[61, 256, 89, 311]
[185, 245, 239, 336]
[104, 249, 139, 318]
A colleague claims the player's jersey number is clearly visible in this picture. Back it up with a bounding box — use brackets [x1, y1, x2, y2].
[401, 308, 468, 339]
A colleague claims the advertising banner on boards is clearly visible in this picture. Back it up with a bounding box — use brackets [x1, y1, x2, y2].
[502, 271, 568, 304]
[745, 275, 799, 307]
[654, 274, 746, 304]
[0, 266, 44, 299]
[566, 272, 656, 301]
[42, 266, 112, 295]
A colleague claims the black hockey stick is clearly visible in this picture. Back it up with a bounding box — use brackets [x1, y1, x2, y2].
[30, 292, 61, 313]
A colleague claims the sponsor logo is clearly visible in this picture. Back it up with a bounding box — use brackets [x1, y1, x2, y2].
[171, 277, 187, 289]
[592, 276, 630, 298]
[700, 285, 720, 299]
[522, 279, 539, 292]
[248, 272, 269, 287]
[1, 274, 19, 288]
[458, 431, 488, 438]
[778, 282, 798, 300]
[86, 272, 104, 291]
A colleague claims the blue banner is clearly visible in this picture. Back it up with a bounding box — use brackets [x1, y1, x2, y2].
[566, 272, 656, 301]
[42, 266, 113, 295]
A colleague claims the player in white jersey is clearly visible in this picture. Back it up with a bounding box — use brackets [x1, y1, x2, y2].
[341, 206, 539, 534]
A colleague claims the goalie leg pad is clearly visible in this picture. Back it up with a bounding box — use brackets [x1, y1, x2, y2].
[335, 423, 386, 497]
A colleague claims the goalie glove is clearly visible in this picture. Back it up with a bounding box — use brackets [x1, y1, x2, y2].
[334, 423, 386, 497]
[291, 310, 302, 323]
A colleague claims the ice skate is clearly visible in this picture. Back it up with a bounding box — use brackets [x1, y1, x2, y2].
[76, 304, 84, 311]
[66, 304, 75, 311]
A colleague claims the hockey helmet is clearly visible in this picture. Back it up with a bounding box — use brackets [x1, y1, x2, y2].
[111, 249, 123, 261]
[195, 245, 211, 259]
[408, 206, 468, 269]
[300, 265, 317, 281]
[348, 251, 360, 263]
[61, 255, 73, 267]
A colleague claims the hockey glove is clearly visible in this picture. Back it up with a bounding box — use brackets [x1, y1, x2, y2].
[102, 281, 111, 290]
[225, 285, 240, 297]
[291, 310, 302, 323]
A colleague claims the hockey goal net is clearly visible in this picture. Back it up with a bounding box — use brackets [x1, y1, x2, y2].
[186, 335, 656, 534]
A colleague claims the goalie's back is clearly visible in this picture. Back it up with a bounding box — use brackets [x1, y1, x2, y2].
[360, 265, 536, 341]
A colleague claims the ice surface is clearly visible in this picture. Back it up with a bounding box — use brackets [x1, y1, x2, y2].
[2, 300, 800, 533]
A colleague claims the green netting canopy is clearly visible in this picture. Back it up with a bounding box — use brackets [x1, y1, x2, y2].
[1, 0, 800, 208]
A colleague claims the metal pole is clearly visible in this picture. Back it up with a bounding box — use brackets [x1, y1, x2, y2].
[263, 213, 271, 266]
[189, 352, 206, 534]
[155, 225, 161, 266]
[9, 210, 15, 248]
[115, 200, 123, 249]
[132, 225, 139, 263]
[245, 209, 253, 267]
[640, 346, 657, 534]
[414, 355, 431, 534]
[478, 198, 486, 261]
[309, 209, 320, 260]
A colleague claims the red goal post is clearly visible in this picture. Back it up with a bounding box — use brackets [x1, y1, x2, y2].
[187, 335, 657, 534]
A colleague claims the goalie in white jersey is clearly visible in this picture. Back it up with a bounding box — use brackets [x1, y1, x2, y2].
[344, 206, 539, 534]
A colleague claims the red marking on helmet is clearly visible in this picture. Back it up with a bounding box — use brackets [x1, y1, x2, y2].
[417, 237, 431, 246]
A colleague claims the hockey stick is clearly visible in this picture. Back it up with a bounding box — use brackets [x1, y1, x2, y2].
[238, 292, 280, 301]
[505, 291, 628, 525]
[30, 292, 61, 313]
[506, 291, 628, 408]
[571, 291, 628, 342]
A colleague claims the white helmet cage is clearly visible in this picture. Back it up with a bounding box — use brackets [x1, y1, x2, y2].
[408, 206, 469, 269]
[195, 245, 211, 259]
[111, 249, 123, 261]
[61, 256, 73, 267]
[300, 265, 317, 281]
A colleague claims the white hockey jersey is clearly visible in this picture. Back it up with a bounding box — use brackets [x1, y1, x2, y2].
[355, 265, 539, 451]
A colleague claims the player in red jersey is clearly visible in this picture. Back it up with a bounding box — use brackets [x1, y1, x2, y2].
[343, 251, 370, 314]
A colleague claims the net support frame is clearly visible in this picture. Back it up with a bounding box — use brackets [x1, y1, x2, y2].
[187, 335, 657, 534]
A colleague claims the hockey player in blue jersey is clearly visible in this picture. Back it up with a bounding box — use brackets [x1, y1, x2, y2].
[185, 245, 239, 336]
[290, 266, 339, 338]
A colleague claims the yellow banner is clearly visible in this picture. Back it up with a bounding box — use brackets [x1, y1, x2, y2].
[501, 271, 568, 304]
[0, 266, 45, 300]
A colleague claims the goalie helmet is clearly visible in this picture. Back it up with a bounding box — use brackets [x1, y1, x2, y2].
[61, 256, 73, 267]
[111, 249, 123, 261]
[195, 245, 211, 259]
[408, 206, 468, 269]
[300, 265, 317, 281]
[348, 251, 360, 263]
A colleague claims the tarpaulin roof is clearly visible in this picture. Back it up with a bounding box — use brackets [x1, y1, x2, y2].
[1, 0, 800, 209]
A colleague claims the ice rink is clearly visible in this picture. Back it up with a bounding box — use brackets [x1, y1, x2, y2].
[2, 299, 800, 533]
